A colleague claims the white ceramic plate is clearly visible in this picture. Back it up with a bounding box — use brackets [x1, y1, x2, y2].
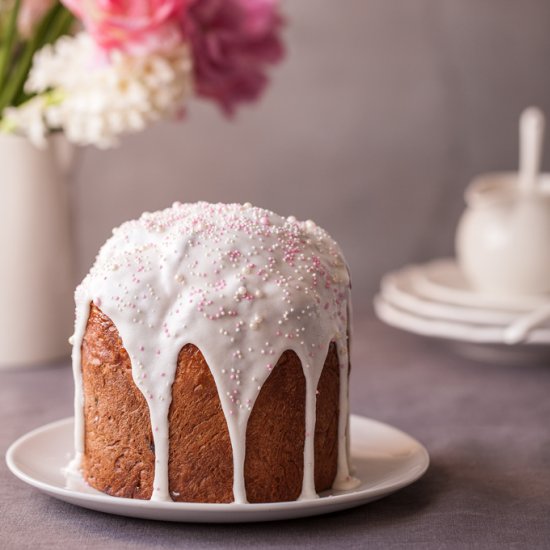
[374, 295, 550, 364]
[414, 259, 548, 311]
[381, 267, 520, 325]
[374, 295, 550, 346]
[6, 415, 429, 523]
[380, 259, 550, 344]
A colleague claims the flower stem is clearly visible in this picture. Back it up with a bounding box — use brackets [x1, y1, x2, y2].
[0, 0, 21, 93]
[43, 7, 74, 45]
[15, 7, 74, 105]
[0, 3, 74, 112]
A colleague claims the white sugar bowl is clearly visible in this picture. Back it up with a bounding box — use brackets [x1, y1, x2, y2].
[456, 107, 550, 297]
[456, 172, 550, 296]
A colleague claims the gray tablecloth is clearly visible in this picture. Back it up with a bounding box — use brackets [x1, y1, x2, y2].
[1, 318, 549, 549]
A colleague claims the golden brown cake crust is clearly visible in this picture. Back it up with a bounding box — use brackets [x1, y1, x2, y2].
[81, 305, 154, 499]
[244, 349, 306, 502]
[314, 343, 340, 492]
[81, 304, 340, 503]
[168, 344, 234, 502]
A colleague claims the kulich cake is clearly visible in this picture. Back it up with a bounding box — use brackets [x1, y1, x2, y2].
[69, 202, 359, 503]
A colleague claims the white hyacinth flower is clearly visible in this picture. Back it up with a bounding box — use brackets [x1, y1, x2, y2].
[4, 33, 193, 148]
[2, 95, 50, 148]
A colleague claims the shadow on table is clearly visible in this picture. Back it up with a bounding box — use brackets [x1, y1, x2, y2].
[35, 462, 446, 548]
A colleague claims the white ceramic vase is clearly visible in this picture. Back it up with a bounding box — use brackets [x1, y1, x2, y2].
[0, 133, 74, 368]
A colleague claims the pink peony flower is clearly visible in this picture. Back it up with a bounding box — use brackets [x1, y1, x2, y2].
[18, 0, 54, 37]
[184, 0, 285, 115]
[60, 0, 187, 55]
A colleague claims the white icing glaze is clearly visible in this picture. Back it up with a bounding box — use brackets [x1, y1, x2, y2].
[69, 202, 359, 502]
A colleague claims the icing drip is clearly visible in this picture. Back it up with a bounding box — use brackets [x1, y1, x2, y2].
[69, 202, 357, 502]
[333, 299, 361, 491]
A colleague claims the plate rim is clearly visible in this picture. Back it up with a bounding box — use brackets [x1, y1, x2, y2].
[381, 267, 520, 325]
[374, 294, 550, 346]
[417, 258, 549, 311]
[5, 414, 430, 519]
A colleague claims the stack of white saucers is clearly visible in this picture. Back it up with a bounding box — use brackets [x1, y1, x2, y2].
[374, 258, 550, 364]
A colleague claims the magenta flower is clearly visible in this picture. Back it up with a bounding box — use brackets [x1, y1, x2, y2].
[184, 0, 285, 115]
[61, 0, 188, 55]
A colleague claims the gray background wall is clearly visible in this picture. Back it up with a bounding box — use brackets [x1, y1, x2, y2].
[72, 0, 550, 314]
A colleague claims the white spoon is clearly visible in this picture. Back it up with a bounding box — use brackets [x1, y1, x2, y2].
[501, 107, 550, 344]
[519, 106, 545, 192]
[504, 303, 550, 344]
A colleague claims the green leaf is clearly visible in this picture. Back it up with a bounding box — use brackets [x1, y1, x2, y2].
[0, 3, 72, 112]
[42, 7, 74, 47]
[15, 7, 74, 105]
[0, 0, 21, 94]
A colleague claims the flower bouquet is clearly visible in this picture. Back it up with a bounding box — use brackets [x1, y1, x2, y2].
[0, 1, 285, 369]
[0, 0, 285, 148]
